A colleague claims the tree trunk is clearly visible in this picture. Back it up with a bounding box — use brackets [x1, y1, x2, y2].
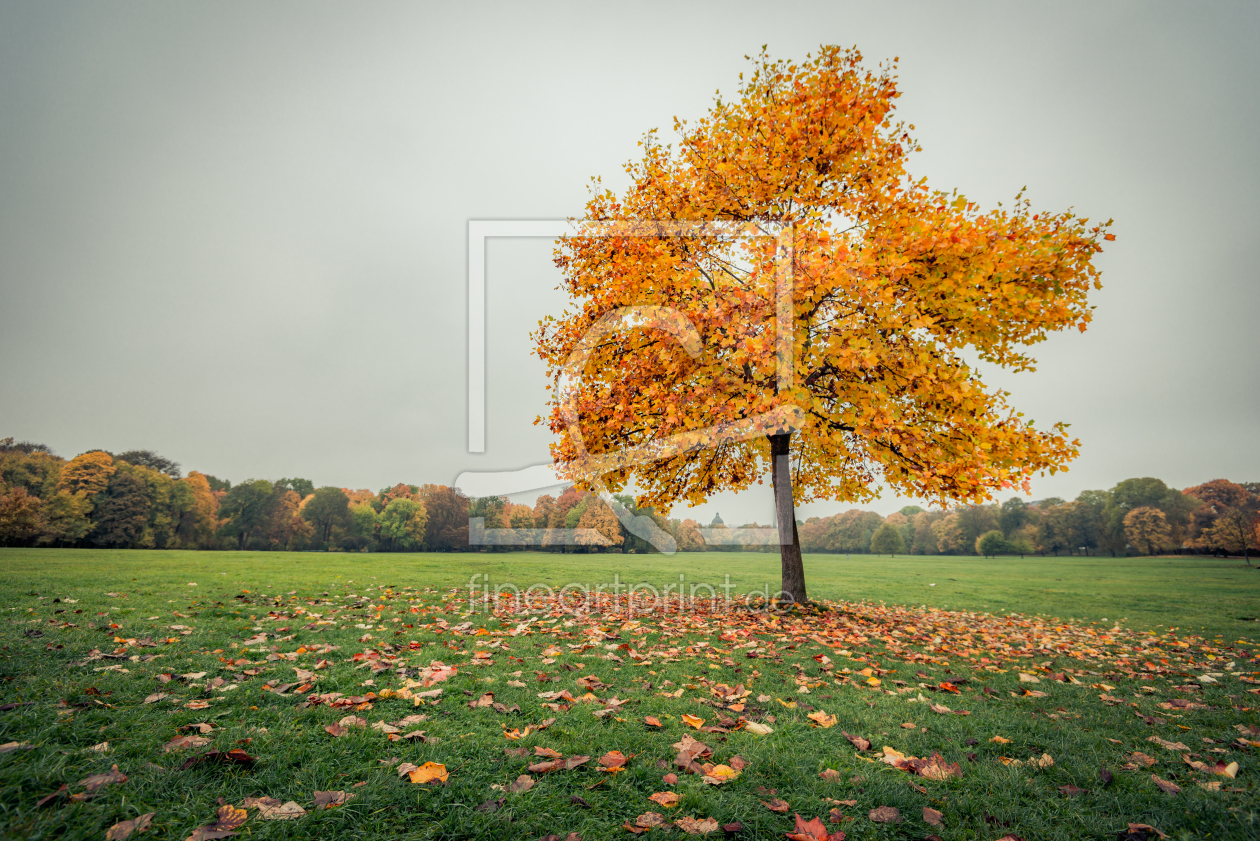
[769, 432, 807, 605]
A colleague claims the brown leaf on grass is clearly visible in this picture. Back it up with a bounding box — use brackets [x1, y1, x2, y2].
[535, 747, 563, 759]
[701, 764, 740, 785]
[1151, 774, 1181, 795]
[742, 721, 774, 735]
[323, 724, 345, 738]
[469, 692, 494, 708]
[241, 797, 306, 820]
[990, 736, 1011, 744]
[396, 762, 419, 777]
[508, 774, 535, 794]
[649, 791, 680, 807]
[164, 736, 210, 753]
[761, 797, 790, 813]
[818, 768, 840, 781]
[1122, 752, 1156, 770]
[899, 722, 916, 729]
[674, 816, 720, 835]
[408, 762, 449, 784]
[185, 804, 247, 841]
[184, 700, 211, 710]
[915, 752, 963, 780]
[142, 693, 169, 705]
[105, 813, 154, 840]
[868, 806, 901, 823]
[644, 716, 663, 728]
[599, 750, 629, 771]
[662, 773, 678, 785]
[78, 764, 127, 793]
[841, 731, 870, 751]
[681, 713, 705, 729]
[1059, 785, 1087, 796]
[1148, 736, 1190, 752]
[636, 811, 667, 828]
[1126, 823, 1168, 839]
[337, 715, 367, 728]
[179, 723, 214, 734]
[923, 806, 943, 826]
[505, 747, 528, 758]
[312, 790, 355, 810]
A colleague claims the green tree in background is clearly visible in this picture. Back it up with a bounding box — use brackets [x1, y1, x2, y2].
[976, 529, 1010, 558]
[870, 522, 905, 557]
[219, 479, 276, 550]
[379, 498, 427, 551]
[302, 487, 352, 549]
[117, 449, 181, 479]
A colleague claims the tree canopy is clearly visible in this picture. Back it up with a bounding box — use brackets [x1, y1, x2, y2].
[536, 46, 1112, 601]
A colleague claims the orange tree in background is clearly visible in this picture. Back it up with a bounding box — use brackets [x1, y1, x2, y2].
[534, 46, 1112, 603]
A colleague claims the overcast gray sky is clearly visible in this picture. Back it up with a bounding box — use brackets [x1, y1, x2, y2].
[1, 1, 1256, 525]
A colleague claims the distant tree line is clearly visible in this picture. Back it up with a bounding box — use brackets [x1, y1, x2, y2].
[1, 437, 1256, 562]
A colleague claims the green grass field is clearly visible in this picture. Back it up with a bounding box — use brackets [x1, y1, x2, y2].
[0, 549, 1257, 841]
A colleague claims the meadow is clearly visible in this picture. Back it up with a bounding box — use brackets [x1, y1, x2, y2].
[0, 548, 1256, 841]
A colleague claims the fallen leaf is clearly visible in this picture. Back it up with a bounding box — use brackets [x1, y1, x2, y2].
[923, 806, 943, 826]
[808, 710, 837, 728]
[841, 731, 870, 751]
[508, 774, 535, 794]
[163, 735, 210, 753]
[761, 797, 790, 813]
[644, 716, 663, 728]
[1151, 774, 1181, 795]
[674, 816, 720, 835]
[818, 768, 840, 781]
[869, 806, 901, 823]
[408, 762, 449, 784]
[1126, 824, 1167, 840]
[649, 791, 680, 808]
[743, 721, 774, 735]
[142, 693, 168, 705]
[682, 713, 705, 730]
[241, 797, 306, 820]
[599, 750, 629, 771]
[78, 764, 127, 794]
[185, 804, 247, 841]
[1148, 736, 1190, 752]
[990, 736, 1011, 744]
[106, 813, 154, 840]
[312, 790, 355, 809]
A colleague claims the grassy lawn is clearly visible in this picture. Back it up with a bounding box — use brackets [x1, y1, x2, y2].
[0, 548, 1257, 841]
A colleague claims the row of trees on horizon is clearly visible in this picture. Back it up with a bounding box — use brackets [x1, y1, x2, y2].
[0, 437, 1256, 562]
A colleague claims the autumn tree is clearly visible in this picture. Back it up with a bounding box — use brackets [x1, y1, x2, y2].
[0, 485, 44, 546]
[536, 47, 1110, 602]
[869, 522, 904, 556]
[57, 451, 116, 501]
[421, 486, 470, 551]
[675, 518, 706, 552]
[577, 497, 622, 550]
[1123, 506, 1171, 557]
[175, 471, 220, 548]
